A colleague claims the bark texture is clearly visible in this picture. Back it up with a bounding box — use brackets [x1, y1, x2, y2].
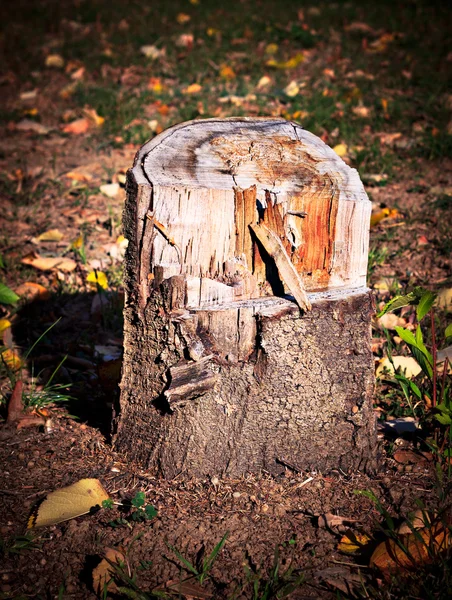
[114, 117, 376, 477]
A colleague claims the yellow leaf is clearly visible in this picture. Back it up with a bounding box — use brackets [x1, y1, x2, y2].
[266, 52, 304, 69]
[206, 27, 219, 37]
[87, 270, 109, 290]
[83, 108, 105, 127]
[38, 229, 64, 242]
[28, 479, 110, 528]
[219, 65, 236, 80]
[1, 348, 22, 371]
[333, 143, 348, 157]
[183, 83, 202, 94]
[0, 319, 11, 333]
[370, 207, 399, 227]
[71, 235, 84, 250]
[256, 75, 272, 89]
[338, 530, 372, 554]
[189, 0, 199, 5]
[284, 81, 299, 97]
[45, 54, 65, 68]
[265, 43, 279, 55]
[176, 12, 191, 24]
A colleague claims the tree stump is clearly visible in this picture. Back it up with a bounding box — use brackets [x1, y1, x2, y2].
[114, 118, 376, 478]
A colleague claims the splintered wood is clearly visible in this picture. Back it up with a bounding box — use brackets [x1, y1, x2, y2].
[132, 118, 370, 311]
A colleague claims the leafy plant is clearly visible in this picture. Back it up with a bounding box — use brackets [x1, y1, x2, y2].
[378, 287, 451, 470]
[241, 541, 304, 600]
[0, 532, 40, 557]
[0, 282, 19, 306]
[166, 531, 228, 585]
[102, 491, 157, 528]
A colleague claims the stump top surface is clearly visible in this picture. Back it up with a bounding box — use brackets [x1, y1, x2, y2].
[133, 117, 367, 200]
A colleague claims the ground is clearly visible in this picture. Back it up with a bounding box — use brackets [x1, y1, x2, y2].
[0, 1, 451, 598]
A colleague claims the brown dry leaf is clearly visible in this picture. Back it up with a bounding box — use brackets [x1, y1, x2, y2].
[345, 22, 377, 35]
[338, 530, 372, 554]
[16, 414, 47, 429]
[352, 105, 371, 118]
[64, 170, 93, 183]
[370, 524, 451, 577]
[397, 510, 433, 535]
[62, 118, 90, 135]
[7, 380, 24, 423]
[15, 282, 51, 302]
[377, 313, 406, 330]
[92, 548, 125, 595]
[393, 449, 431, 465]
[21, 252, 77, 272]
[15, 120, 52, 135]
[37, 229, 64, 242]
[377, 132, 403, 146]
[436, 288, 452, 311]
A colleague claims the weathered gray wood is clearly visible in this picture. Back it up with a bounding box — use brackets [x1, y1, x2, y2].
[113, 117, 376, 477]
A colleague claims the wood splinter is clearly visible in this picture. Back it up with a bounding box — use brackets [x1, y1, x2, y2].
[164, 356, 218, 405]
[250, 222, 311, 312]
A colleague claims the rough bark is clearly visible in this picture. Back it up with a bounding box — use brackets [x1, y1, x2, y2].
[113, 117, 376, 477]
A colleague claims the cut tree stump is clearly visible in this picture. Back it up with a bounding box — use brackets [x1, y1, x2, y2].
[113, 118, 376, 478]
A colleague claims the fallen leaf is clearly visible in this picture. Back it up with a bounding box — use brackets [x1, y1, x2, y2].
[37, 229, 64, 242]
[59, 82, 78, 99]
[15, 120, 51, 135]
[183, 83, 202, 94]
[14, 282, 51, 302]
[92, 548, 125, 595]
[176, 12, 191, 24]
[266, 52, 304, 69]
[352, 105, 371, 118]
[71, 67, 85, 80]
[393, 449, 431, 465]
[62, 118, 90, 135]
[83, 108, 105, 127]
[377, 313, 406, 330]
[21, 253, 77, 273]
[219, 65, 236, 80]
[377, 132, 403, 146]
[176, 33, 194, 48]
[20, 90, 37, 101]
[28, 478, 110, 528]
[64, 170, 93, 182]
[140, 45, 165, 59]
[45, 54, 65, 68]
[370, 524, 451, 577]
[398, 510, 433, 535]
[338, 530, 372, 554]
[376, 356, 422, 379]
[284, 80, 299, 97]
[318, 512, 360, 530]
[1, 348, 23, 371]
[0, 319, 11, 333]
[370, 207, 399, 227]
[87, 270, 109, 290]
[345, 22, 377, 35]
[333, 143, 348, 157]
[100, 183, 120, 198]
[265, 43, 279, 55]
[436, 288, 452, 312]
[256, 75, 272, 89]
